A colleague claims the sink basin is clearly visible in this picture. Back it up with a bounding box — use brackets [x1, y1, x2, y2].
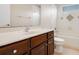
[24, 30, 39, 34]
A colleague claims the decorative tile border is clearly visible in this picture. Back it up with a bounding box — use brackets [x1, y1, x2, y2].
[66, 14, 74, 21]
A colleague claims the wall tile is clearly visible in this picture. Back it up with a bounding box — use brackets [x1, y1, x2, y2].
[66, 14, 74, 21]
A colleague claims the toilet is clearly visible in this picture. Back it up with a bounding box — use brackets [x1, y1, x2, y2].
[54, 37, 64, 53]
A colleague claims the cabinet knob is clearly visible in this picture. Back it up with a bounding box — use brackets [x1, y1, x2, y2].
[13, 49, 17, 54]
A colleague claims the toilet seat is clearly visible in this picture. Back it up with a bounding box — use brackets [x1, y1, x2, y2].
[54, 37, 64, 45]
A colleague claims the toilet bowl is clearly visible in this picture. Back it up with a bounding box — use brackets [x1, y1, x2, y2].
[54, 37, 64, 53]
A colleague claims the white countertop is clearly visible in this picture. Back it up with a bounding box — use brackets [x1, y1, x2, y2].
[0, 27, 54, 47]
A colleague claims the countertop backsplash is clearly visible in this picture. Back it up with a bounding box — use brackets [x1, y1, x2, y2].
[0, 27, 25, 33]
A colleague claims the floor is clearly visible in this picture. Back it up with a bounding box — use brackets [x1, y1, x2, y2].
[54, 46, 79, 55]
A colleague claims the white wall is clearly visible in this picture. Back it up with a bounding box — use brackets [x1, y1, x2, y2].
[0, 4, 10, 27]
[56, 5, 79, 49]
[11, 4, 40, 27]
[40, 5, 57, 29]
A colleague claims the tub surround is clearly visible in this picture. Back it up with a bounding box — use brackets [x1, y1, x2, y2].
[56, 5, 79, 49]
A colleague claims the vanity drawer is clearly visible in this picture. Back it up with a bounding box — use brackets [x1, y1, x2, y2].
[31, 34, 47, 48]
[0, 39, 30, 55]
[48, 31, 54, 39]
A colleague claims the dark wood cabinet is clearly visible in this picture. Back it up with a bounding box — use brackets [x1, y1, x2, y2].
[48, 38, 54, 55]
[48, 31, 54, 39]
[47, 31, 54, 55]
[31, 34, 47, 48]
[0, 39, 30, 55]
[31, 34, 47, 55]
[31, 42, 47, 55]
[0, 31, 54, 55]
[31, 31, 54, 55]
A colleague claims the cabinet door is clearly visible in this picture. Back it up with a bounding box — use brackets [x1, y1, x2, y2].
[31, 34, 47, 48]
[48, 38, 54, 55]
[0, 39, 30, 55]
[31, 42, 47, 55]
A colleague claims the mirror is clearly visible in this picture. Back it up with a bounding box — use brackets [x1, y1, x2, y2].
[0, 4, 57, 29]
[11, 4, 40, 27]
[0, 4, 40, 27]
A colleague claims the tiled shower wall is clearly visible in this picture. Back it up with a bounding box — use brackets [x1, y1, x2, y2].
[56, 5, 79, 49]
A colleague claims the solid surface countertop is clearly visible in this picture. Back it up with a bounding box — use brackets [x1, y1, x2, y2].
[0, 27, 54, 47]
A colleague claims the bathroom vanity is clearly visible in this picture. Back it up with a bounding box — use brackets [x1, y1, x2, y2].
[0, 28, 54, 55]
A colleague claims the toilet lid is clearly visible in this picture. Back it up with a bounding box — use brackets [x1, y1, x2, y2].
[55, 37, 64, 42]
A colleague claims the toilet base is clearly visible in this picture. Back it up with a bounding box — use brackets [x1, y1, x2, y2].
[55, 44, 64, 53]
